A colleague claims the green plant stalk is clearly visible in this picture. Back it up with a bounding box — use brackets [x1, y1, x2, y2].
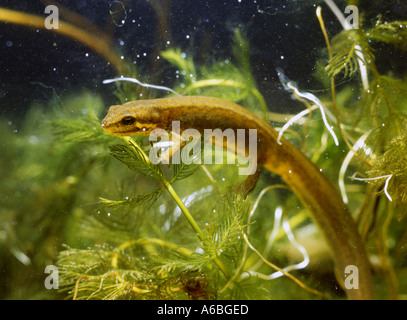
[163, 179, 203, 237]
[126, 137, 230, 279]
[162, 179, 230, 278]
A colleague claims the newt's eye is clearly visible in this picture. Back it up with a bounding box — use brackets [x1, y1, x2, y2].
[121, 117, 136, 126]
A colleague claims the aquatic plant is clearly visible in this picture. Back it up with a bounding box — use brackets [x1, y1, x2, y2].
[317, 0, 407, 298]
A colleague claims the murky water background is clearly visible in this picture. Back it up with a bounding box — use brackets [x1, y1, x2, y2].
[0, 0, 406, 300]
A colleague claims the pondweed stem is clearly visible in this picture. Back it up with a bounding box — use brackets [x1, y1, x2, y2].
[0, 7, 124, 73]
[163, 180, 230, 279]
[127, 137, 230, 279]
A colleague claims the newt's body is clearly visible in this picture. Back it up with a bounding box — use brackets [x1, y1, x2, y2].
[102, 95, 373, 299]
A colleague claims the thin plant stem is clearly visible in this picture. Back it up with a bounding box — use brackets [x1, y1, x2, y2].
[323, 0, 369, 90]
[316, 6, 356, 153]
[0, 7, 124, 73]
[163, 180, 230, 278]
[126, 137, 230, 279]
[242, 233, 329, 299]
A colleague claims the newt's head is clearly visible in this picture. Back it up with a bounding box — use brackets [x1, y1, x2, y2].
[102, 101, 161, 136]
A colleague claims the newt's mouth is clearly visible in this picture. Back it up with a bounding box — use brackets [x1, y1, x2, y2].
[101, 126, 132, 136]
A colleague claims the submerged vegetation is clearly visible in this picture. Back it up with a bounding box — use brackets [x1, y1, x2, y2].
[1, 1, 407, 299]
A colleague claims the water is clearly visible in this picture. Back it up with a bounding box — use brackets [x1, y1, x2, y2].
[0, 0, 406, 300]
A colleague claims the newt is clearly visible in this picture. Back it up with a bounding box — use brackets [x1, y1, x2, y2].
[102, 95, 374, 299]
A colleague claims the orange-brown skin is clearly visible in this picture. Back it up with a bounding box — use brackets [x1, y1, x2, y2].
[102, 96, 374, 299]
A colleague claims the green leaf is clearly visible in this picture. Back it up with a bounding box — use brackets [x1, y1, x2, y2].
[367, 21, 407, 49]
[325, 28, 374, 80]
[171, 139, 203, 181]
[161, 48, 197, 84]
[200, 194, 248, 258]
[99, 188, 163, 209]
[109, 142, 162, 180]
[51, 117, 109, 143]
[231, 29, 252, 80]
[172, 161, 201, 181]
